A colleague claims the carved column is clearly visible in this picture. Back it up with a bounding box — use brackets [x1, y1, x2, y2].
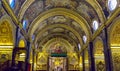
[88, 42, 95, 71]
[82, 51, 85, 71]
[25, 41, 31, 71]
[32, 48, 35, 71]
[102, 27, 113, 71]
[11, 27, 19, 67]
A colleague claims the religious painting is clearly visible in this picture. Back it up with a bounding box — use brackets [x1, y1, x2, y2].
[49, 42, 67, 54]
[49, 57, 67, 71]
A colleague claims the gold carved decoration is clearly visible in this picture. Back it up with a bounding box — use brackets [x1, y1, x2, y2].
[0, 21, 13, 45]
[110, 19, 120, 71]
[94, 39, 104, 54]
[111, 25, 120, 46]
[112, 53, 120, 71]
[18, 39, 25, 48]
[94, 38, 105, 71]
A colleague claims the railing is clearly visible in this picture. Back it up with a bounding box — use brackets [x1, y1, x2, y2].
[51, 52, 67, 57]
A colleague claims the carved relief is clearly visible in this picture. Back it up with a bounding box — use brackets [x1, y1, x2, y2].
[37, 56, 47, 65]
[94, 40, 104, 54]
[96, 61, 105, 71]
[36, 52, 48, 70]
[111, 25, 120, 45]
[0, 26, 9, 35]
[112, 53, 120, 71]
[0, 21, 13, 45]
[69, 56, 78, 65]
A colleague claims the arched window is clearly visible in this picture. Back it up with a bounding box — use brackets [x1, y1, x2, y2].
[23, 19, 28, 30]
[9, 0, 15, 9]
[92, 20, 99, 31]
[78, 43, 81, 50]
[32, 35, 35, 41]
[83, 35, 87, 43]
[108, 0, 117, 11]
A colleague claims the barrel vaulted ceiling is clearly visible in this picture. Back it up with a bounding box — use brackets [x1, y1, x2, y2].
[1, 0, 119, 53]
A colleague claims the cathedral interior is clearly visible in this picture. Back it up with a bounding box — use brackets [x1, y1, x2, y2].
[0, 0, 120, 71]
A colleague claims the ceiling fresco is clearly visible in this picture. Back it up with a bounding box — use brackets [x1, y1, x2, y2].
[22, 0, 99, 27]
[37, 32, 78, 50]
[33, 15, 85, 36]
[24, 0, 44, 23]
[97, 0, 107, 9]
[12, 0, 106, 53]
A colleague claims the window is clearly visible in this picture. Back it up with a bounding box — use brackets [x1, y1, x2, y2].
[9, 0, 15, 9]
[83, 35, 87, 43]
[92, 20, 99, 31]
[78, 43, 81, 50]
[23, 19, 28, 30]
[32, 35, 35, 41]
[108, 0, 117, 11]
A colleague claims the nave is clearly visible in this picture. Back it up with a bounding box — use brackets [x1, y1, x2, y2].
[0, 0, 120, 71]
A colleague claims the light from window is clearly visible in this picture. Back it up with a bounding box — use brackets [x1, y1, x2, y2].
[78, 43, 81, 50]
[108, 0, 117, 11]
[32, 35, 35, 41]
[92, 20, 99, 31]
[23, 20, 28, 30]
[83, 35, 87, 43]
[9, 0, 15, 9]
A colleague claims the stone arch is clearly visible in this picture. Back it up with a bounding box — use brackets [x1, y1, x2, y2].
[0, 15, 15, 65]
[93, 37, 104, 55]
[109, 17, 120, 46]
[37, 32, 78, 50]
[42, 38, 74, 53]
[0, 15, 15, 46]
[109, 17, 120, 71]
[35, 24, 83, 46]
[28, 8, 91, 43]
[93, 37, 105, 71]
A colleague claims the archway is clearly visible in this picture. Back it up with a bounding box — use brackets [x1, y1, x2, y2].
[0, 20, 14, 70]
[16, 39, 26, 61]
[110, 18, 120, 71]
[94, 37, 105, 71]
[35, 37, 79, 71]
